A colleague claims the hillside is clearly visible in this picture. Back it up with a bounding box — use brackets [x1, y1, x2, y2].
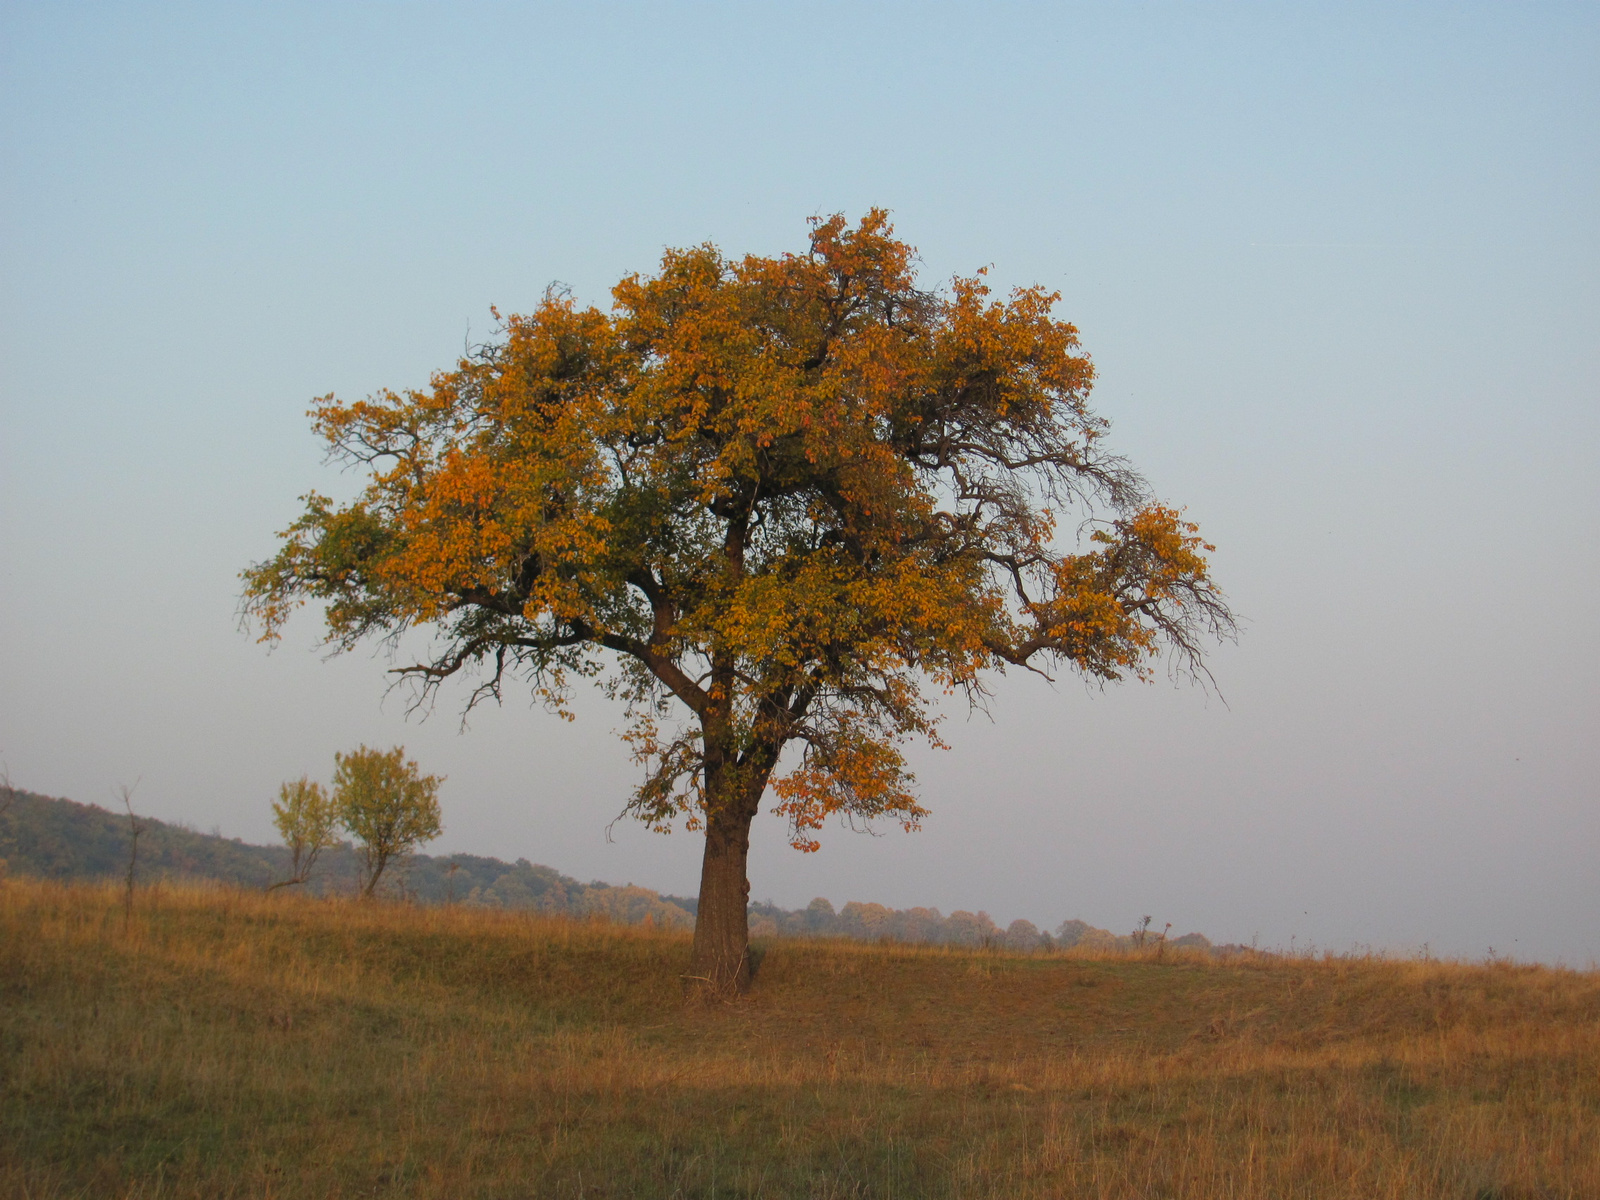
[3, 877, 1595, 1198]
[0, 788, 1212, 950]
[0, 788, 697, 929]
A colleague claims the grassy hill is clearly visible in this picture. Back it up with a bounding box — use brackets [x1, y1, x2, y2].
[0, 788, 699, 927]
[0, 788, 1207, 950]
[3, 877, 1595, 1198]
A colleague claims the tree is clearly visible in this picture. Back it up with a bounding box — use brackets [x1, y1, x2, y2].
[117, 782, 143, 929]
[0, 763, 16, 821]
[268, 776, 338, 890]
[331, 746, 443, 898]
[242, 211, 1233, 994]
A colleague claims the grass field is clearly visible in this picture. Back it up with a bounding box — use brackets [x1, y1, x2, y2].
[2, 878, 1596, 1198]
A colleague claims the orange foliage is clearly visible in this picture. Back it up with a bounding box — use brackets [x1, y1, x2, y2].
[243, 211, 1233, 854]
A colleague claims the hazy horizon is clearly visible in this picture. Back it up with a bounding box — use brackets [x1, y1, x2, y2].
[2, 3, 1595, 964]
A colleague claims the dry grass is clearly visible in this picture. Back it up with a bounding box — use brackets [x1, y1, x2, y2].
[2, 878, 1596, 1198]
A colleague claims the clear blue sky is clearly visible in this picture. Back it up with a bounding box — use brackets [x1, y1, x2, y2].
[2, 2, 1595, 961]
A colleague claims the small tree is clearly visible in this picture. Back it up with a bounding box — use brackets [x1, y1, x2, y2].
[117, 782, 143, 929]
[0, 763, 17, 820]
[332, 746, 443, 898]
[0, 764, 16, 878]
[268, 776, 339, 891]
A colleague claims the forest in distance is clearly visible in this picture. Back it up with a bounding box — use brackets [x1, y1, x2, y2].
[0, 787, 1223, 954]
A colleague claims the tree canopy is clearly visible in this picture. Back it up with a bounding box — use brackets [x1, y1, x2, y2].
[268, 776, 337, 891]
[332, 745, 443, 899]
[243, 211, 1233, 993]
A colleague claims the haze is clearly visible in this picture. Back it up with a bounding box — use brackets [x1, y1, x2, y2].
[2, 2, 1595, 963]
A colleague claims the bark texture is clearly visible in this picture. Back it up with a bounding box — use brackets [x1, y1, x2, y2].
[690, 804, 756, 995]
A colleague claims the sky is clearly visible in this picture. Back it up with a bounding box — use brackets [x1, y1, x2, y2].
[2, 1, 1595, 963]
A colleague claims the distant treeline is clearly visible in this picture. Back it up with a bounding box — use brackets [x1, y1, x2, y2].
[749, 899, 1214, 953]
[0, 788, 1217, 951]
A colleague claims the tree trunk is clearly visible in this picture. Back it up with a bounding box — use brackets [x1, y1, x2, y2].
[690, 799, 757, 997]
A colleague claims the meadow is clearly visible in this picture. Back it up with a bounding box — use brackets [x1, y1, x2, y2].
[2, 878, 1595, 1199]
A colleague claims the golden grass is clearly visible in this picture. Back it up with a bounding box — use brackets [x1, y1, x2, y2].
[2, 878, 1596, 1198]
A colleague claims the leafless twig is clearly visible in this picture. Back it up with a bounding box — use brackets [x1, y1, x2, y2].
[117, 781, 144, 929]
[0, 761, 16, 821]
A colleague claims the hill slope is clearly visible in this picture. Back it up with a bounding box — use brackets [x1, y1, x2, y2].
[0, 788, 1207, 949]
[3, 878, 1595, 1198]
[0, 787, 697, 927]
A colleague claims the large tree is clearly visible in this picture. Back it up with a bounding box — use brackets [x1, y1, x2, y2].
[242, 211, 1233, 994]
